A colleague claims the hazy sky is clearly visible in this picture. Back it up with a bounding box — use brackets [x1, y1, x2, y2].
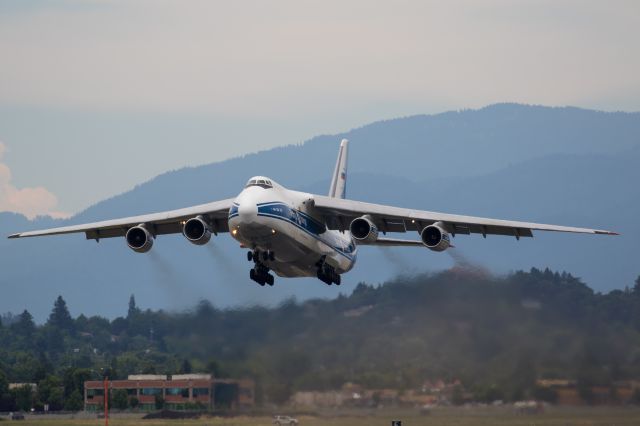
[0, 0, 638, 217]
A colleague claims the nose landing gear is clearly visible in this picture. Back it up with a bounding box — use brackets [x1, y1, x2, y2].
[248, 250, 275, 286]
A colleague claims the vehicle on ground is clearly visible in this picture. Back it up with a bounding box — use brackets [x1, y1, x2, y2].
[273, 414, 299, 425]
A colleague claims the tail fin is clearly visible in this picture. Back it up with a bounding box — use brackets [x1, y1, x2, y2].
[328, 139, 349, 199]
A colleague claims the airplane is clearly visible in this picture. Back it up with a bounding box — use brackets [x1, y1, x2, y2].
[9, 139, 617, 286]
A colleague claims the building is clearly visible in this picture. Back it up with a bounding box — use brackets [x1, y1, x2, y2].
[84, 374, 254, 411]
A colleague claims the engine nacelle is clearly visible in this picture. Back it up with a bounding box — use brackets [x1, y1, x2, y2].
[350, 215, 379, 243]
[420, 222, 451, 252]
[126, 225, 154, 253]
[183, 216, 212, 245]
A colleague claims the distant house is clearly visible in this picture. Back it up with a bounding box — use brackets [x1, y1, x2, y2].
[535, 379, 640, 405]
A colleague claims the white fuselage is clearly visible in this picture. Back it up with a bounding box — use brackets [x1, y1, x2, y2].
[228, 177, 357, 278]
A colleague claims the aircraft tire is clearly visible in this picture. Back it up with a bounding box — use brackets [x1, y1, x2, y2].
[247, 251, 253, 262]
[267, 274, 274, 286]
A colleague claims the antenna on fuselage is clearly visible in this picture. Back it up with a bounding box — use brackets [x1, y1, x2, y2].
[328, 139, 349, 199]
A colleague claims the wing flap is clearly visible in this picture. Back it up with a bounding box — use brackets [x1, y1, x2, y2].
[369, 237, 424, 247]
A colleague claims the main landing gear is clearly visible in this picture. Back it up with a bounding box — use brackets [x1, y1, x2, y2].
[316, 256, 341, 285]
[248, 250, 275, 286]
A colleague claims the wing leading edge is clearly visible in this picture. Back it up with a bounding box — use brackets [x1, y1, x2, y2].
[8, 198, 235, 240]
[311, 195, 618, 240]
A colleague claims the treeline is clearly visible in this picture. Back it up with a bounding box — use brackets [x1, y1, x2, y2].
[1, 268, 640, 410]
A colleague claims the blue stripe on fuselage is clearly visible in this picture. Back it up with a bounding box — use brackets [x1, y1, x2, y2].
[253, 202, 355, 261]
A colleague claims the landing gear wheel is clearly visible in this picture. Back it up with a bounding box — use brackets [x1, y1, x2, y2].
[247, 251, 253, 262]
[249, 269, 256, 280]
[266, 274, 274, 286]
[317, 258, 341, 285]
[317, 270, 332, 285]
[269, 251, 275, 261]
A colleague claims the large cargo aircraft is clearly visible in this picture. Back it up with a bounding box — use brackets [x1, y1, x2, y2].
[9, 140, 617, 286]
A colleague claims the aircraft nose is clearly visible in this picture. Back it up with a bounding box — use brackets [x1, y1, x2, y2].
[237, 201, 258, 223]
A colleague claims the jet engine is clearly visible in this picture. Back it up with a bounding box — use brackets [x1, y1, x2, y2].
[126, 225, 154, 253]
[420, 222, 451, 252]
[182, 216, 212, 245]
[350, 215, 379, 243]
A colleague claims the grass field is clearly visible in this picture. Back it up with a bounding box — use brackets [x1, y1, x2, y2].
[3, 407, 640, 426]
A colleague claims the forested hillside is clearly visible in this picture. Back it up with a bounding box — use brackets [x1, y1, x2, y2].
[2, 268, 640, 410]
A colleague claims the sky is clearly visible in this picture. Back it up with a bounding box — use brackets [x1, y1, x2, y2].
[0, 0, 639, 217]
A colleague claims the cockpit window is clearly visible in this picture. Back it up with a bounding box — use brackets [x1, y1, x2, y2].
[245, 178, 273, 189]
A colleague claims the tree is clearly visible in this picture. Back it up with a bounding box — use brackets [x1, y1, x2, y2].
[0, 369, 13, 411]
[112, 389, 129, 410]
[633, 276, 640, 296]
[47, 387, 64, 411]
[40, 325, 64, 355]
[0, 370, 8, 396]
[12, 310, 35, 337]
[12, 384, 34, 412]
[62, 368, 91, 399]
[180, 359, 192, 374]
[64, 390, 83, 411]
[38, 375, 64, 411]
[205, 359, 223, 378]
[48, 296, 74, 332]
[127, 295, 140, 319]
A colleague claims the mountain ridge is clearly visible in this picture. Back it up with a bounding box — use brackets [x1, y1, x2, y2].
[1, 104, 638, 321]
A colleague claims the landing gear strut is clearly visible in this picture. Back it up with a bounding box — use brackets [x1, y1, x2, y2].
[247, 250, 275, 286]
[316, 256, 341, 285]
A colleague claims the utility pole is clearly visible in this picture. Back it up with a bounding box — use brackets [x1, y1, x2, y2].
[103, 376, 109, 426]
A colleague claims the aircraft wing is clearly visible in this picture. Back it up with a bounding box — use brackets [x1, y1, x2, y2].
[311, 195, 618, 240]
[8, 198, 235, 240]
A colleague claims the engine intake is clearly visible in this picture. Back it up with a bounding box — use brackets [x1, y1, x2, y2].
[420, 222, 451, 252]
[126, 225, 154, 253]
[183, 216, 212, 245]
[350, 216, 379, 243]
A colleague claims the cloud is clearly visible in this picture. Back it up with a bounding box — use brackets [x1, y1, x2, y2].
[0, 142, 70, 220]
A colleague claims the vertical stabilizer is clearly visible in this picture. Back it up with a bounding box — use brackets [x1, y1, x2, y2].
[328, 139, 349, 199]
